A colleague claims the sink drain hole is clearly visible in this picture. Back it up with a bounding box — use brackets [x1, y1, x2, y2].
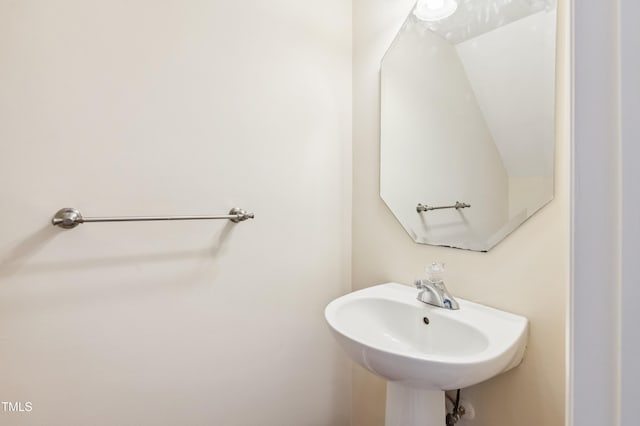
[422, 317, 430, 325]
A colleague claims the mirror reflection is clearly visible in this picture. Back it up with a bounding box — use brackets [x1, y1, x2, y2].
[380, 0, 557, 251]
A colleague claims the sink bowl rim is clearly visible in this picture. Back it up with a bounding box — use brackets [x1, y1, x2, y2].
[325, 283, 528, 366]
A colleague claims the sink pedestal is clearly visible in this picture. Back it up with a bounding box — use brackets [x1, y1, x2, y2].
[385, 382, 445, 426]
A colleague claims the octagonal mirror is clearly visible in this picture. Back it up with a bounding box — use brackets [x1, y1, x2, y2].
[380, 0, 557, 251]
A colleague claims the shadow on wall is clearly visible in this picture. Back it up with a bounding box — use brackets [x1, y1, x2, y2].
[0, 225, 60, 277]
[0, 222, 236, 278]
[0, 222, 237, 316]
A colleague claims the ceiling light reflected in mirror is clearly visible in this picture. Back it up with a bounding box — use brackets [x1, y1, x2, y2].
[413, 0, 459, 22]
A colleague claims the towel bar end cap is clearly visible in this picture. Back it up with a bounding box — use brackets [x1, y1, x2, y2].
[52, 208, 83, 229]
[229, 207, 255, 223]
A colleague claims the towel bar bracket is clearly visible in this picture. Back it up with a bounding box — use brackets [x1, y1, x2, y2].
[53, 208, 83, 229]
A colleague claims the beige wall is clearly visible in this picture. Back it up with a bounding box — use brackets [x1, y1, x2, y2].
[0, 1, 351, 425]
[352, 1, 570, 426]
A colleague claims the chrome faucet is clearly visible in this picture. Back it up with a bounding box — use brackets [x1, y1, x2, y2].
[415, 263, 459, 310]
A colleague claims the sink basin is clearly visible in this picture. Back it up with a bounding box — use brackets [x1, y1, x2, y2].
[324, 283, 528, 425]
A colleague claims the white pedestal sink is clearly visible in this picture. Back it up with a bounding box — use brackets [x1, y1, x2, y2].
[324, 283, 528, 426]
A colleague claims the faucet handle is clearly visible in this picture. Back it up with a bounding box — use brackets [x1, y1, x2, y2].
[414, 279, 424, 289]
[426, 262, 445, 283]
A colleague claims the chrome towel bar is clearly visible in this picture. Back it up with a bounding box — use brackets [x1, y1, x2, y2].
[51, 207, 255, 230]
[416, 202, 470, 213]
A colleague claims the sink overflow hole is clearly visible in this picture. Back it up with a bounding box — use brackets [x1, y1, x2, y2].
[423, 317, 430, 325]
